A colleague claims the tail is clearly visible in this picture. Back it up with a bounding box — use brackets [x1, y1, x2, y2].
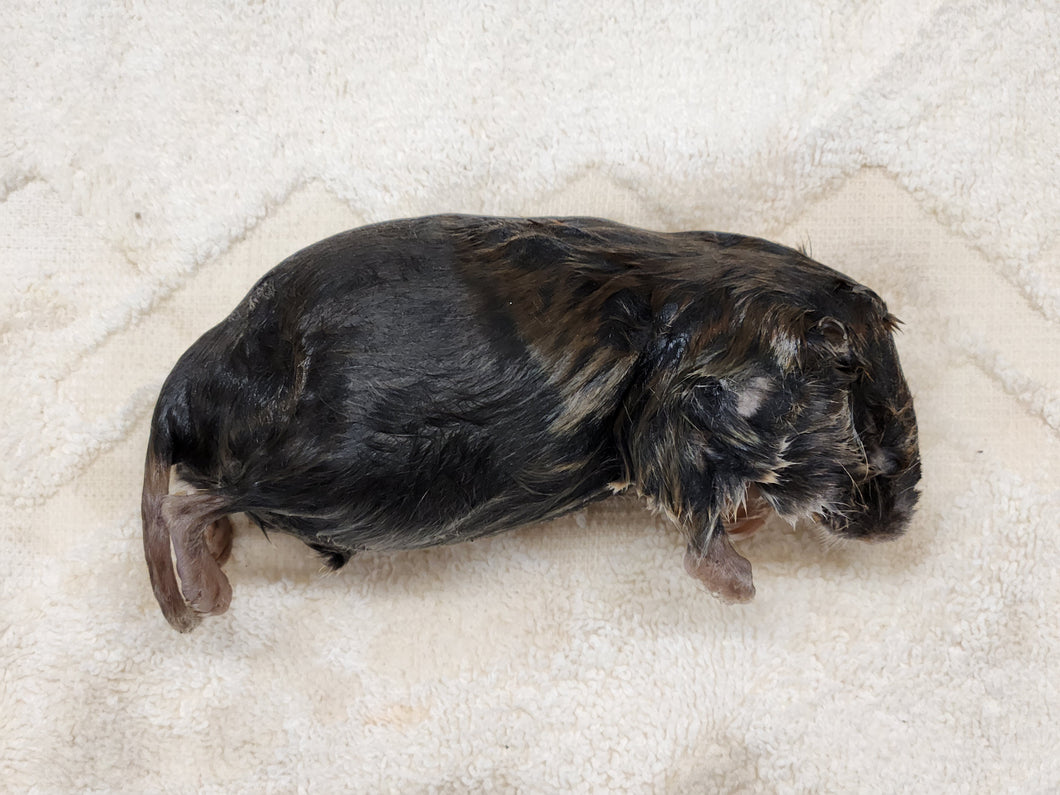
[141, 426, 203, 631]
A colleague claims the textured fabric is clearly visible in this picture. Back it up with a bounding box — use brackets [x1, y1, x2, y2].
[2, 1, 1058, 791]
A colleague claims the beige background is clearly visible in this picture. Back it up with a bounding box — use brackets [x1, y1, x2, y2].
[3, 2, 1059, 792]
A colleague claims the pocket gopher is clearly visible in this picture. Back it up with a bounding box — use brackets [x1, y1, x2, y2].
[141, 215, 921, 631]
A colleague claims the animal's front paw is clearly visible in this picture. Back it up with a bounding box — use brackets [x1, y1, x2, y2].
[684, 532, 755, 604]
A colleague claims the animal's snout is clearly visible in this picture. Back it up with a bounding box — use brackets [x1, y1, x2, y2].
[823, 457, 921, 543]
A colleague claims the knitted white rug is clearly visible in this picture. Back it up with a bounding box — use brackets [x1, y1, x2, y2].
[3, 2, 1058, 791]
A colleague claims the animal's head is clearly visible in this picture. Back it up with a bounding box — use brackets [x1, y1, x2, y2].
[637, 276, 921, 543]
[642, 276, 922, 603]
[723, 284, 922, 544]
[613, 242, 922, 601]
[808, 306, 921, 541]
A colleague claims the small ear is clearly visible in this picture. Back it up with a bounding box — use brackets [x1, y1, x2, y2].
[867, 445, 900, 476]
[816, 316, 849, 350]
[684, 525, 755, 603]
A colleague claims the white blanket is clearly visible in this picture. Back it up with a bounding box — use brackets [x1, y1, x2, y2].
[3, 1, 1058, 790]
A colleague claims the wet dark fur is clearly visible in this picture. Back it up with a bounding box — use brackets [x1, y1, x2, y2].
[142, 215, 921, 631]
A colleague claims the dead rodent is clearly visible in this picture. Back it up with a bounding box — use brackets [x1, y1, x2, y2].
[141, 215, 921, 632]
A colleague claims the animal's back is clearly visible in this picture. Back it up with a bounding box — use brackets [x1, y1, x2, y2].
[154, 216, 635, 555]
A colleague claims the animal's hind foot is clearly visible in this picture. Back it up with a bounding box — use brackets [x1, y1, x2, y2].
[179, 561, 232, 617]
[175, 536, 232, 617]
[161, 494, 234, 619]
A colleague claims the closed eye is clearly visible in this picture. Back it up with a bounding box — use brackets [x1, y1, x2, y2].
[867, 447, 899, 477]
